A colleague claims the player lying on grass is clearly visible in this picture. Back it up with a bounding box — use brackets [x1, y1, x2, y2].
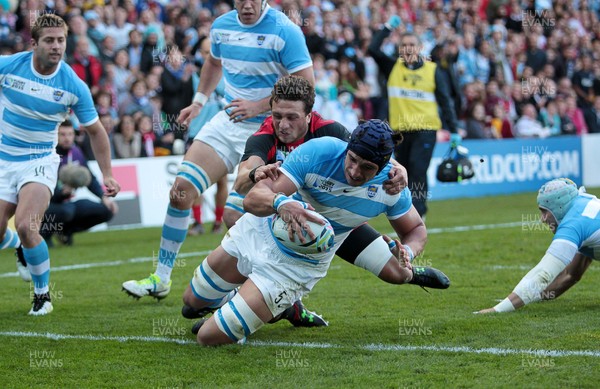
[182, 119, 450, 346]
[180, 76, 448, 327]
[478, 178, 600, 313]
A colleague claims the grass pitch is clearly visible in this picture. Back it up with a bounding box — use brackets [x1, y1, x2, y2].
[1, 188, 599, 388]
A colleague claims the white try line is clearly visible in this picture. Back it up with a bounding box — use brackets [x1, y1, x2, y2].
[1, 331, 599, 358]
[0, 221, 521, 279]
[488, 265, 598, 271]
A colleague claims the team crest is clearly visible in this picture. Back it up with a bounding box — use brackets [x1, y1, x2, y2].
[367, 185, 378, 198]
[257, 35, 266, 46]
[53, 90, 64, 101]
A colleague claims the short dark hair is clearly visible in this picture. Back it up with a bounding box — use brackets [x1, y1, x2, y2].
[270, 75, 315, 115]
[60, 119, 73, 128]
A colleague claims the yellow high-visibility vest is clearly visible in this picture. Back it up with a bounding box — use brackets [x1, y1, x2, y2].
[388, 60, 442, 131]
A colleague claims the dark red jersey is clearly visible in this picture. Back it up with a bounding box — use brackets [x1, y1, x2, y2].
[241, 112, 349, 163]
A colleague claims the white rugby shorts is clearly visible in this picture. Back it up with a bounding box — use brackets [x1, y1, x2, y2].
[194, 110, 261, 173]
[0, 154, 59, 204]
[221, 213, 333, 317]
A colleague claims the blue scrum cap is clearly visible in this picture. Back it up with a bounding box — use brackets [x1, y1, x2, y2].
[347, 120, 395, 173]
[537, 178, 578, 223]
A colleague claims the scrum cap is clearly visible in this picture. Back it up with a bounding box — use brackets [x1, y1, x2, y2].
[347, 120, 395, 173]
[537, 178, 578, 223]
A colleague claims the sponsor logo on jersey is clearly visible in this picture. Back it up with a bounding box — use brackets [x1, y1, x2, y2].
[4, 77, 25, 90]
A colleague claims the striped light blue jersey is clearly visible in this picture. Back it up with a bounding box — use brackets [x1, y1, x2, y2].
[547, 192, 600, 264]
[0, 51, 98, 161]
[279, 137, 412, 247]
[210, 5, 312, 124]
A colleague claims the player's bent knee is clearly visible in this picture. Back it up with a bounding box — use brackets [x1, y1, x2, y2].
[169, 179, 197, 208]
[223, 208, 242, 229]
[182, 285, 199, 308]
[196, 318, 233, 346]
[190, 259, 240, 305]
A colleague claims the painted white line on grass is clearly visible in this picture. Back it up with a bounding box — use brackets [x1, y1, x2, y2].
[2, 331, 599, 358]
[427, 221, 522, 234]
[0, 250, 212, 279]
[488, 265, 598, 271]
[1, 221, 521, 279]
[0, 331, 195, 345]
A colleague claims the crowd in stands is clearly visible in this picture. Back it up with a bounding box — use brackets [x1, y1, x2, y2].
[2, 0, 599, 160]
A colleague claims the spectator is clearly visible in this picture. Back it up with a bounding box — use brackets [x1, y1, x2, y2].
[113, 115, 142, 159]
[70, 36, 103, 96]
[513, 103, 551, 138]
[585, 96, 600, 134]
[565, 94, 588, 135]
[572, 53, 595, 111]
[119, 79, 155, 119]
[97, 35, 117, 65]
[457, 31, 479, 86]
[66, 14, 100, 61]
[112, 49, 136, 104]
[83, 10, 106, 48]
[97, 62, 118, 108]
[432, 37, 463, 125]
[174, 10, 198, 52]
[94, 90, 118, 121]
[160, 44, 195, 144]
[127, 29, 143, 73]
[105, 6, 135, 50]
[140, 29, 160, 74]
[556, 97, 578, 136]
[465, 101, 495, 139]
[137, 114, 156, 157]
[303, 9, 325, 55]
[539, 100, 562, 136]
[524, 33, 547, 74]
[490, 103, 514, 138]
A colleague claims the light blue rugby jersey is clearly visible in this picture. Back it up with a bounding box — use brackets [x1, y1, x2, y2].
[279, 137, 412, 245]
[548, 192, 600, 264]
[210, 5, 312, 124]
[0, 51, 98, 161]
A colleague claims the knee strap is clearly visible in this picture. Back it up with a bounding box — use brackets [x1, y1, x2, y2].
[215, 293, 264, 342]
[177, 161, 211, 195]
[354, 236, 392, 276]
[191, 259, 241, 303]
[225, 191, 245, 214]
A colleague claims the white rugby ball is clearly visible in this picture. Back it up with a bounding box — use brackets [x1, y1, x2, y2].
[271, 210, 335, 255]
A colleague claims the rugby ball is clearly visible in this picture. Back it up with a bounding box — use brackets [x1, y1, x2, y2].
[271, 210, 335, 255]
